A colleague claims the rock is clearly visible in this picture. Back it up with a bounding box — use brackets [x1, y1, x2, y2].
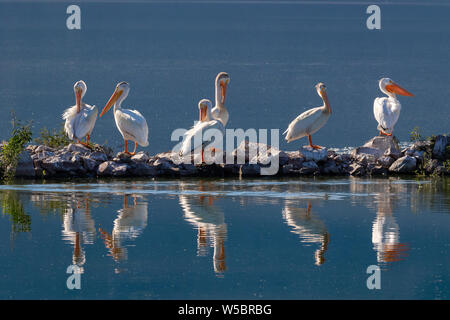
[40, 155, 83, 175]
[239, 164, 261, 176]
[370, 165, 388, 176]
[334, 153, 352, 164]
[384, 147, 402, 160]
[66, 143, 91, 154]
[179, 163, 198, 176]
[251, 148, 289, 167]
[322, 159, 340, 174]
[286, 151, 304, 169]
[131, 151, 150, 163]
[222, 163, 241, 175]
[97, 161, 129, 176]
[432, 135, 448, 160]
[14, 150, 35, 178]
[299, 160, 319, 175]
[34, 145, 55, 153]
[232, 140, 283, 165]
[349, 163, 366, 176]
[352, 136, 400, 162]
[82, 157, 98, 172]
[389, 156, 417, 173]
[129, 162, 157, 176]
[32, 150, 55, 161]
[299, 146, 328, 162]
[411, 140, 432, 152]
[377, 156, 395, 168]
[87, 151, 108, 162]
[282, 164, 294, 175]
[113, 152, 133, 163]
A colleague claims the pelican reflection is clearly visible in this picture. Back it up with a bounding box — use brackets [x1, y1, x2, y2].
[371, 191, 409, 264]
[349, 178, 409, 265]
[99, 194, 148, 262]
[179, 182, 227, 275]
[61, 197, 96, 273]
[282, 201, 329, 266]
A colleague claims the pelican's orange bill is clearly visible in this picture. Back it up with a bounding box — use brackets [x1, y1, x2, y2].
[221, 82, 227, 105]
[386, 83, 414, 97]
[75, 89, 82, 112]
[100, 90, 123, 117]
[200, 106, 207, 121]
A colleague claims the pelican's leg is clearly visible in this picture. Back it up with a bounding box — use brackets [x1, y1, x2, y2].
[77, 135, 91, 148]
[307, 135, 322, 149]
[124, 195, 128, 208]
[379, 131, 392, 137]
[124, 140, 129, 154]
[129, 142, 138, 156]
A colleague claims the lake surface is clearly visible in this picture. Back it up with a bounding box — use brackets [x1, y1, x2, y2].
[0, 177, 449, 299]
[0, 1, 449, 154]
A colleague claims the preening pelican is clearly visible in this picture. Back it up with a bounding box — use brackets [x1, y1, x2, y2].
[284, 82, 331, 149]
[179, 99, 225, 163]
[100, 82, 149, 155]
[374, 78, 414, 136]
[211, 72, 230, 126]
[63, 80, 98, 146]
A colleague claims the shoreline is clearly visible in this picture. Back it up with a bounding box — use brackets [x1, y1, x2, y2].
[9, 134, 450, 180]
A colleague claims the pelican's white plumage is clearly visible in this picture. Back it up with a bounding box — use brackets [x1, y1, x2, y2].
[114, 108, 149, 147]
[100, 82, 149, 155]
[283, 83, 331, 149]
[63, 80, 98, 145]
[179, 99, 225, 160]
[373, 78, 414, 136]
[211, 72, 230, 126]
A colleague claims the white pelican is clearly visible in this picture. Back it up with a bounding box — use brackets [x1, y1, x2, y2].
[211, 72, 230, 126]
[179, 99, 225, 163]
[284, 82, 331, 149]
[63, 80, 98, 146]
[99, 82, 149, 155]
[374, 78, 414, 136]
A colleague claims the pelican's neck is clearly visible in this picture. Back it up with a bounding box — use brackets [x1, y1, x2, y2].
[114, 95, 125, 113]
[206, 108, 213, 121]
[321, 92, 331, 113]
[215, 80, 224, 109]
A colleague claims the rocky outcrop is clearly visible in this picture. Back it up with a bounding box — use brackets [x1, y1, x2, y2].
[9, 135, 450, 179]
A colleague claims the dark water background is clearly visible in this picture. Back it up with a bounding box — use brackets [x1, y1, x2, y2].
[0, 1, 449, 153]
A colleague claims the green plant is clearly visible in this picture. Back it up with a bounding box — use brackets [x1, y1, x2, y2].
[0, 118, 33, 181]
[444, 159, 450, 172]
[34, 124, 71, 149]
[410, 126, 422, 142]
[0, 191, 31, 233]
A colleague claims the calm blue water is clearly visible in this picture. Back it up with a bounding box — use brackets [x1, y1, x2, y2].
[0, 177, 449, 299]
[0, 1, 449, 153]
